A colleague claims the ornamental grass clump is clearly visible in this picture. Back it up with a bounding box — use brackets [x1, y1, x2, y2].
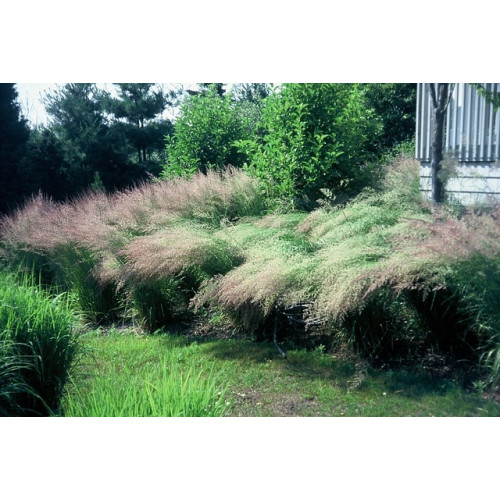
[0, 339, 34, 416]
[116, 226, 245, 330]
[0, 193, 122, 321]
[194, 221, 320, 334]
[288, 157, 426, 350]
[365, 205, 500, 380]
[191, 157, 425, 342]
[300, 165, 500, 382]
[0, 169, 266, 323]
[115, 167, 266, 230]
[296, 205, 424, 357]
[0, 272, 78, 416]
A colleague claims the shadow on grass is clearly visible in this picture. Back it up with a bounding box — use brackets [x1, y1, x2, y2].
[202, 338, 280, 362]
[371, 369, 466, 399]
[149, 327, 489, 402]
[200, 337, 359, 386]
[198, 336, 482, 398]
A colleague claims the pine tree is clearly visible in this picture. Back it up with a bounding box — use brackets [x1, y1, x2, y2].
[43, 83, 137, 194]
[0, 84, 30, 213]
[105, 84, 176, 175]
[20, 127, 69, 201]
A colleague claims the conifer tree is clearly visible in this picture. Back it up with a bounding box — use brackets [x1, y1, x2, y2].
[43, 83, 137, 193]
[0, 84, 30, 213]
[105, 84, 176, 175]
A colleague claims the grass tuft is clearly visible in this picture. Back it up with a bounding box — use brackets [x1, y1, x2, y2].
[0, 272, 78, 415]
[62, 334, 228, 417]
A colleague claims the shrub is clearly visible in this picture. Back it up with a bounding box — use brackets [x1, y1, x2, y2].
[237, 83, 381, 207]
[163, 87, 251, 177]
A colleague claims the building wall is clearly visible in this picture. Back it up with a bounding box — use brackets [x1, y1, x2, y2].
[416, 83, 500, 204]
[419, 162, 500, 204]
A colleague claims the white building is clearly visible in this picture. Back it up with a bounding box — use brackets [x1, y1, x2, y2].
[416, 83, 500, 204]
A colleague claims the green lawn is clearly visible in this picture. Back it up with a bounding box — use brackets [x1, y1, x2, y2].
[61, 327, 500, 417]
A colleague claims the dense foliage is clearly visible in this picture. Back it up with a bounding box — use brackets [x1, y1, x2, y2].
[103, 83, 175, 176]
[236, 83, 381, 207]
[362, 83, 417, 153]
[5, 82, 500, 418]
[0, 84, 30, 213]
[163, 86, 253, 178]
[41, 83, 134, 195]
[2, 82, 418, 213]
[2, 83, 177, 208]
[3, 157, 500, 387]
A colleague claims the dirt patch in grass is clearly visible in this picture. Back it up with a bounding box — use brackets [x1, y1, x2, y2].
[269, 396, 322, 417]
[226, 387, 322, 417]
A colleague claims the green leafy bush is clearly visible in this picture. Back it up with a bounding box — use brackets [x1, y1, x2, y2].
[236, 83, 382, 207]
[164, 87, 251, 178]
[361, 83, 417, 154]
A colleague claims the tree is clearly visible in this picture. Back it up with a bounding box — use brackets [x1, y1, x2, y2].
[43, 83, 139, 194]
[428, 83, 454, 204]
[43, 83, 110, 191]
[424, 84, 499, 204]
[0, 84, 30, 212]
[236, 83, 381, 207]
[362, 83, 417, 153]
[105, 84, 176, 175]
[20, 127, 70, 201]
[163, 87, 250, 177]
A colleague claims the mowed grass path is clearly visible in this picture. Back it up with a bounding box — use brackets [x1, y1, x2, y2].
[62, 328, 500, 417]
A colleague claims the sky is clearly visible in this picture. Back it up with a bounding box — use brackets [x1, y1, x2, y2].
[16, 83, 59, 125]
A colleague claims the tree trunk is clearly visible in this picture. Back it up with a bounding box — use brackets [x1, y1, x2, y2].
[430, 106, 446, 203]
[429, 83, 450, 204]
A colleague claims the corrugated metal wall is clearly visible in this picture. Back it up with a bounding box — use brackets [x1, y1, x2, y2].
[416, 83, 500, 163]
[417, 83, 500, 203]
